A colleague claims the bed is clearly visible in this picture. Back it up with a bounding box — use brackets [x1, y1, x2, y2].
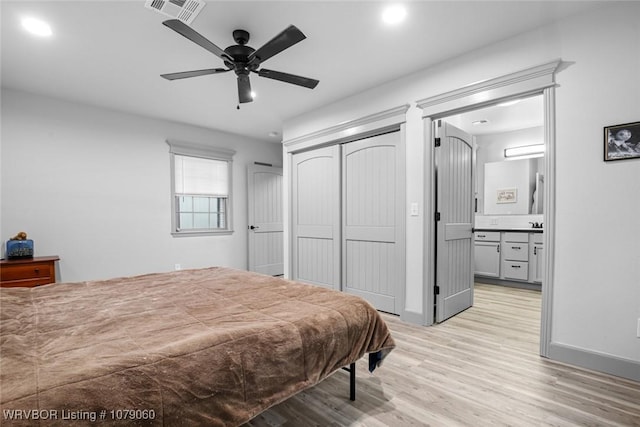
[0, 267, 395, 426]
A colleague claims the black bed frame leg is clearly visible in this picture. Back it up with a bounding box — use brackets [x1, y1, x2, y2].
[349, 362, 356, 401]
[341, 362, 356, 401]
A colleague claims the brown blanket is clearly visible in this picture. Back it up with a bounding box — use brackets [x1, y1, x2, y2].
[0, 267, 394, 426]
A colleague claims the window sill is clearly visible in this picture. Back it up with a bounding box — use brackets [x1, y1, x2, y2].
[171, 230, 234, 237]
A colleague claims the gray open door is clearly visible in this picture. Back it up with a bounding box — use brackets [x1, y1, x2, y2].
[435, 121, 474, 322]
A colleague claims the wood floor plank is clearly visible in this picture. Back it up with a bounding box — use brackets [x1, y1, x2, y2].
[244, 284, 640, 426]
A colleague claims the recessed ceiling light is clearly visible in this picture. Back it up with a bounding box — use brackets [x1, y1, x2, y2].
[21, 17, 52, 37]
[382, 4, 407, 25]
[472, 120, 489, 125]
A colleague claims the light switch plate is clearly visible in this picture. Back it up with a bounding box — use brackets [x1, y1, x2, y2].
[410, 203, 419, 216]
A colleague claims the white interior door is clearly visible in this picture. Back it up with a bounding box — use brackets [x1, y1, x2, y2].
[435, 121, 474, 322]
[291, 146, 341, 290]
[248, 164, 283, 275]
[342, 131, 404, 314]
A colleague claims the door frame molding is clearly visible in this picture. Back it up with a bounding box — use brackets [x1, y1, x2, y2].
[416, 59, 561, 357]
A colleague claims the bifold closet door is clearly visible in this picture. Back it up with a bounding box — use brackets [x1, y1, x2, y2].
[291, 145, 341, 290]
[342, 131, 403, 314]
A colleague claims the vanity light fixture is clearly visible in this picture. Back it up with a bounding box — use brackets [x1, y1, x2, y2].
[21, 17, 52, 37]
[504, 144, 545, 158]
[382, 4, 407, 25]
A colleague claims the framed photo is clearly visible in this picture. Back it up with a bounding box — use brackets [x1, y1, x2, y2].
[604, 121, 640, 161]
[496, 188, 517, 204]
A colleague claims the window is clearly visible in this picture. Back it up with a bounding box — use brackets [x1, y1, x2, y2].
[168, 140, 236, 235]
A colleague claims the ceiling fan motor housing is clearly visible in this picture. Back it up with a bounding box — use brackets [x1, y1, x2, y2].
[161, 20, 319, 104]
[224, 41, 258, 73]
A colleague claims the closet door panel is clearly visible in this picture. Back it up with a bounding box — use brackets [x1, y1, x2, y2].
[291, 145, 341, 290]
[342, 131, 403, 314]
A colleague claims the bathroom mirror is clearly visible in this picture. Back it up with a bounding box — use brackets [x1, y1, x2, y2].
[443, 95, 544, 215]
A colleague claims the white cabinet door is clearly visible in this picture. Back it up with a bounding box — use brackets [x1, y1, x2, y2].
[291, 146, 341, 290]
[530, 244, 544, 283]
[474, 242, 500, 277]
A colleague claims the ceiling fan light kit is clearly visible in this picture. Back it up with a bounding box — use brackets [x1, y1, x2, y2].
[161, 19, 319, 105]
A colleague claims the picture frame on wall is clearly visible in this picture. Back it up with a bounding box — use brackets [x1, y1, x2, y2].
[604, 121, 640, 161]
[496, 188, 517, 204]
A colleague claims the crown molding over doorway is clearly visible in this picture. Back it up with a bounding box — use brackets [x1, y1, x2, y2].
[416, 59, 561, 118]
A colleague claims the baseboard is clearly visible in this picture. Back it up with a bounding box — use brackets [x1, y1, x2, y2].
[549, 342, 640, 382]
[401, 309, 425, 325]
[474, 276, 542, 291]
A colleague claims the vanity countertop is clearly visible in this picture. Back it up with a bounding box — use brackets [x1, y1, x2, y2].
[474, 227, 543, 233]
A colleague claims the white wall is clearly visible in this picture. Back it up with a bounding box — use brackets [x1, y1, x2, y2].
[283, 3, 640, 365]
[1, 88, 282, 282]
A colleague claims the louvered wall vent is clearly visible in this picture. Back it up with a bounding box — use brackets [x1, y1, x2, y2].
[145, 0, 206, 25]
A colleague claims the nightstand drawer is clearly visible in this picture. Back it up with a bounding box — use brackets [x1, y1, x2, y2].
[0, 256, 59, 288]
[0, 277, 53, 288]
[1, 263, 51, 281]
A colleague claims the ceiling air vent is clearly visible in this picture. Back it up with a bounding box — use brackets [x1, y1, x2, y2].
[145, 0, 206, 25]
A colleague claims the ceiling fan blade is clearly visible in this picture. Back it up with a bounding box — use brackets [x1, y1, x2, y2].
[237, 74, 253, 104]
[163, 19, 232, 62]
[249, 25, 306, 64]
[161, 68, 229, 81]
[257, 69, 319, 89]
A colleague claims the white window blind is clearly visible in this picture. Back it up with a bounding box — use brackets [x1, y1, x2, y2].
[174, 155, 229, 196]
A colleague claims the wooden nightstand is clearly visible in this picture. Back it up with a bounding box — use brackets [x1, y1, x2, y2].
[0, 256, 60, 288]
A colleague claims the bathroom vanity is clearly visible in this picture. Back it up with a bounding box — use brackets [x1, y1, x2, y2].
[474, 229, 543, 288]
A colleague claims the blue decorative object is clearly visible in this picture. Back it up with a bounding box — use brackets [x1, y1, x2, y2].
[7, 239, 34, 259]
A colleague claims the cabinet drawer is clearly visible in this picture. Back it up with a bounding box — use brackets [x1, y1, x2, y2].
[1, 277, 54, 288]
[1, 263, 51, 281]
[532, 233, 544, 244]
[503, 243, 528, 261]
[503, 261, 529, 281]
[503, 232, 529, 243]
[474, 231, 500, 242]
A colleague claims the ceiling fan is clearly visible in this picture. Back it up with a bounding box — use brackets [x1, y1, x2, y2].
[160, 19, 319, 104]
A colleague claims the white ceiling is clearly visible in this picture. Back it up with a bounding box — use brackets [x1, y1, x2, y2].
[1, 1, 612, 142]
[446, 94, 543, 136]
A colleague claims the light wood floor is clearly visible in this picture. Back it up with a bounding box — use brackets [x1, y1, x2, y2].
[246, 284, 640, 426]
